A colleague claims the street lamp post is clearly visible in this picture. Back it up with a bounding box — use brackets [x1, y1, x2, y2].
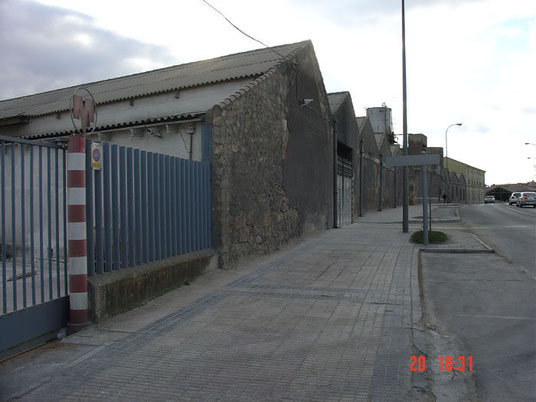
[444, 123, 462, 202]
[401, 0, 409, 232]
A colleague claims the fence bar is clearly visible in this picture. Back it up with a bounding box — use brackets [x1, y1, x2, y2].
[85, 139, 94, 276]
[147, 153, 154, 262]
[166, 155, 172, 258]
[47, 147, 52, 300]
[192, 163, 198, 252]
[55, 148, 60, 296]
[196, 163, 202, 250]
[94, 153, 103, 275]
[159, 154, 165, 259]
[63, 149, 68, 295]
[186, 161, 193, 253]
[202, 163, 208, 249]
[1, 141, 6, 313]
[39, 147, 44, 300]
[198, 163, 203, 250]
[191, 162, 196, 252]
[134, 149, 141, 265]
[21, 142, 27, 306]
[127, 148, 134, 267]
[199, 163, 204, 249]
[180, 158, 187, 254]
[29, 149, 36, 303]
[172, 157, 178, 256]
[207, 163, 212, 248]
[111, 145, 119, 270]
[154, 154, 160, 261]
[119, 147, 127, 268]
[103, 143, 112, 272]
[194, 162, 198, 251]
[141, 151, 148, 263]
[11, 144, 17, 310]
[169, 157, 174, 256]
[200, 163, 205, 249]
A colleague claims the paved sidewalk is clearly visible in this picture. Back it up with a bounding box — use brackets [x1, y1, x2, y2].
[0, 206, 488, 401]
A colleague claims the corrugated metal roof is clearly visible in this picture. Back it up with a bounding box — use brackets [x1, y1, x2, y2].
[327, 91, 348, 114]
[0, 41, 309, 120]
[356, 116, 367, 132]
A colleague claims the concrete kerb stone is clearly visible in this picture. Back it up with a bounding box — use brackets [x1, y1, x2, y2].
[420, 235, 495, 254]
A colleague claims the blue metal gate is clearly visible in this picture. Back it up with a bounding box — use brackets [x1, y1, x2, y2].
[0, 135, 69, 359]
[85, 140, 212, 276]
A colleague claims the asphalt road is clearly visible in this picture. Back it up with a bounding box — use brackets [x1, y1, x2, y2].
[421, 203, 536, 401]
[460, 202, 536, 275]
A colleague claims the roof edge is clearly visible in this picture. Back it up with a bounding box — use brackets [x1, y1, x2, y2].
[214, 40, 309, 110]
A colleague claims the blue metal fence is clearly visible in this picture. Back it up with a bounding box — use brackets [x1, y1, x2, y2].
[85, 140, 212, 276]
[0, 135, 68, 314]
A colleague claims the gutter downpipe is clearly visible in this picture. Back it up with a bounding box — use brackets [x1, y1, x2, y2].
[359, 139, 364, 217]
[379, 154, 383, 211]
[333, 119, 338, 228]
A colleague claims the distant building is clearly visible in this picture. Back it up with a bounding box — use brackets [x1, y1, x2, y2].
[486, 182, 536, 201]
[444, 157, 486, 204]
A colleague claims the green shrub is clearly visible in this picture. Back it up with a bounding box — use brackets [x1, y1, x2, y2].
[410, 230, 448, 244]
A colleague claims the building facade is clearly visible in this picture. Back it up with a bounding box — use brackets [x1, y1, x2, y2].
[444, 157, 486, 204]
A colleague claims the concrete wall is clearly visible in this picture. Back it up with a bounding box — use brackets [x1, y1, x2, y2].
[209, 43, 332, 267]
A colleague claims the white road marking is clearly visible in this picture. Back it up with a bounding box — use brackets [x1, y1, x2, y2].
[455, 314, 535, 321]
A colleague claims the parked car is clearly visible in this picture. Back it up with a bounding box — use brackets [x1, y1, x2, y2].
[484, 195, 495, 203]
[509, 192, 521, 205]
[516, 192, 536, 208]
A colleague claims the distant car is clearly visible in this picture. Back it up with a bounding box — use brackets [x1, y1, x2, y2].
[509, 192, 521, 205]
[516, 192, 536, 208]
[484, 195, 495, 203]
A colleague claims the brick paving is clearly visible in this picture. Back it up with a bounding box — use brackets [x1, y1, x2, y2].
[3, 205, 488, 401]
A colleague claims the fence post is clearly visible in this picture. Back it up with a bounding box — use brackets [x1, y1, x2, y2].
[67, 134, 90, 331]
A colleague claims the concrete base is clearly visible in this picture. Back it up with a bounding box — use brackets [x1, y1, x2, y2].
[88, 250, 217, 322]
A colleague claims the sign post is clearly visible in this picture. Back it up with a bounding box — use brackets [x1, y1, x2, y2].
[384, 154, 440, 245]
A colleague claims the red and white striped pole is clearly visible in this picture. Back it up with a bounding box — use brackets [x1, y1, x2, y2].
[67, 134, 89, 331]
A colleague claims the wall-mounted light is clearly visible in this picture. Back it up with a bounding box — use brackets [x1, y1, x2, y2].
[299, 98, 314, 107]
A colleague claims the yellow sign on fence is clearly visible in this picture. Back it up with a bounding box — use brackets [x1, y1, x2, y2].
[91, 142, 102, 170]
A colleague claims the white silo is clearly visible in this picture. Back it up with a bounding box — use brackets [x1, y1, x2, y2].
[366, 104, 393, 136]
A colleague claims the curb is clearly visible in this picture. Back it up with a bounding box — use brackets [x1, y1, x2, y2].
[420, 233, 495, 254]
[361, 218, 460, 225]
[421, 247, 494, 254]
[409, 218, 460, 224]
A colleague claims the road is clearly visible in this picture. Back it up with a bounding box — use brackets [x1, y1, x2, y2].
[460, 202, 536, 275]
[421, 203, 536, 400]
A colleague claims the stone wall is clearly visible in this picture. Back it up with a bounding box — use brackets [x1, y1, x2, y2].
[209, 43, 332, 267]
[358, 154, 404, 212]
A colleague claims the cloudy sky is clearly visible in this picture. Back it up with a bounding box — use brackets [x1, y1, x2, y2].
[1, 0, 535, 185]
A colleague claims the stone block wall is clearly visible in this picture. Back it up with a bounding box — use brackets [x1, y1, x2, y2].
[209, 43, 332, 267]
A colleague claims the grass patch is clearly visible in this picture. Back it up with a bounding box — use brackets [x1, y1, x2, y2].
[410, 230, 448, 244]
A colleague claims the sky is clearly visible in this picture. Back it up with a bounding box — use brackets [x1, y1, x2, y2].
[1, 0, 535, 185]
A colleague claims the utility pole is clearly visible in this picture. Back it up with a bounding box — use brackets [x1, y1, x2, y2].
[402, 0, 409, 233]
